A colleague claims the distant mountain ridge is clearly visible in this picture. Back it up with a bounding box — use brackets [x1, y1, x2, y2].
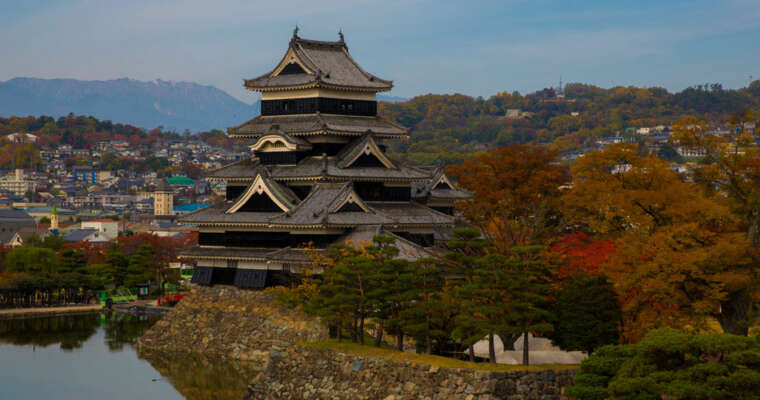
[0, 77, 258, 133]
[0, 77, 407, 133]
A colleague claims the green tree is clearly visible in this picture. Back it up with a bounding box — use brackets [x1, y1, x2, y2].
[105, 244, 129, 287]
[550, 274, 621, 354]
[445, 227, 491, 361]
[59, 249, 87, 273]
[399, 257, 446, 354]
[310, 243, 375, 344]
[366, 235, 414, 350]
[568, 329, 760, 400]
[5, 247, 59, 274]
[125, 244, 155, 288]
[500, 246, 554, 365]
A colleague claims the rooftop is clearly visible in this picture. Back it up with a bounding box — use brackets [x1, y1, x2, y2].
[244, 33, 392, 92]
[228, 113, 407, 138]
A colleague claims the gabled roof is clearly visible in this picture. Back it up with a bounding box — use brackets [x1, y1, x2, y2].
[206, 158, 263, 182]
[177, 201, 279, 226]
[250, 131, 313, 153]
[228, 113, 407, 138]
[269, 182, 386, 227]
[412, 167, 473, 200]
[244, 34, 392, 92]
[179, 185, 453, 229]
[226, 173, 300, 213]
[336, 133, 395, 169]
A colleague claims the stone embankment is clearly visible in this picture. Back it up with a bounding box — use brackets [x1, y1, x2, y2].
[138, 285, 327, 360]
[244, 345, 575, 400]
[139, 286, 576, 400]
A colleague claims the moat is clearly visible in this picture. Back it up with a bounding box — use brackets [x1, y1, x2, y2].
[0, 312, 257, 400]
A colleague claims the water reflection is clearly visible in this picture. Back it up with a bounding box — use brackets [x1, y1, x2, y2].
[0, 313, 259, 400]
[0, 312, 184, 400]
[138, 349, 262, 400]
[0, 312, 159, 351]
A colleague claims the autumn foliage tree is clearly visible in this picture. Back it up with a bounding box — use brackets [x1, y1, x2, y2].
[562, 143, 756, 340]
[447, 145, 570, 252]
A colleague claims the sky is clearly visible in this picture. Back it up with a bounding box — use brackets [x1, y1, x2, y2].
[1, 0, 759, 104]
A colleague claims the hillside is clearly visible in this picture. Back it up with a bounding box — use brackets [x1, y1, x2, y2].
[380, 82, 760, 164]
[0, 77, 258, 133]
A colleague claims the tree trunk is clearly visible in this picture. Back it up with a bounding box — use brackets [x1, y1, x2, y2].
[498, 332, 520, 351]
[468, 344, 475, 362]
[374, 323, 384, 347]
[426, 335, 432, 355]
[336, 325, 342, 342]
[359, 316, 365, 345]
[716, 290, 752, 336]
[397, 332, 404, 351]
[522, 331, 530, 366]
[748, 211, 760, 247]
[488, 333, 496, 363]
[351, 318, 358, 343]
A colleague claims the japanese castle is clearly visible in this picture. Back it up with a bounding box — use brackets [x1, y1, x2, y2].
[180, 30, 470, 288]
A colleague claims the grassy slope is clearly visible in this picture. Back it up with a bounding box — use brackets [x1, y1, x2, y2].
[302, 340, 578, 372]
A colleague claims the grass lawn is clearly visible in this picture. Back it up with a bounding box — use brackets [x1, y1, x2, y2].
[302, 339, 578, 372]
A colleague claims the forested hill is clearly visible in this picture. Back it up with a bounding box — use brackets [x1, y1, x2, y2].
[0, 77, 258, 133]
[380, 82, 760, 164]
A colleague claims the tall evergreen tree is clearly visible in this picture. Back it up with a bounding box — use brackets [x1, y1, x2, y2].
[550, 273, 621, 354]
[105, 244, 129, 288]
[400, 257, 446, 354]
[125, 244, 155, 288]
[366, 235, 414, 349]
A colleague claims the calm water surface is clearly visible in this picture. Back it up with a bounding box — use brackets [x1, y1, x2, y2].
[0, 313, 256, 400]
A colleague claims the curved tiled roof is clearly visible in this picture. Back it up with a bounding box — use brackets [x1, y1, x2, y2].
[228, 113, 407, 138]
[207, 156, 431, 183]
[244, 35, 392, 92]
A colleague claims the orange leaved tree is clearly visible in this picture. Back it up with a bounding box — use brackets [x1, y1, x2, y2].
[447, 145, 570, 252]
[563, 143, 756, 339]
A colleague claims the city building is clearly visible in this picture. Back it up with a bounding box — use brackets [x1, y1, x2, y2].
[178, 31, 470, 288]
[0, 169, 35, 196]
[153, 179, 174, 216]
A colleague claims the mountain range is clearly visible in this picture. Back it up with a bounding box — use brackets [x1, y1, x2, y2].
[0, 77, 406, 133]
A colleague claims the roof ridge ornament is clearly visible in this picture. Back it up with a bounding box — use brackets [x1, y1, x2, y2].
[293, 25, 299, 39]
[338, 29, 344, 43]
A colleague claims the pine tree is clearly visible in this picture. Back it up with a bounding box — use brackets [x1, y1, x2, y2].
[502, 246, 555, 365]
[400, 257, 446, 354]
[550, 273, 621, 354]
[125, 244, 155, 288]
[105, 244, 129, 287]
[366, 235, 414, 349]
[446, 227, 489, 361]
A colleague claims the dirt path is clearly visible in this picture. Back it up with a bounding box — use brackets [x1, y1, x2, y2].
[0, 304, 103, 318]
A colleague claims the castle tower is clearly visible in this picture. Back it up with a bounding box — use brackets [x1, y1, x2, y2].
[153, 179, 174, 216]
[178, 30, 470, 288]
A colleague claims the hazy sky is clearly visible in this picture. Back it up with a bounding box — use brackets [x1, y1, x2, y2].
[1, 0, 759, 104]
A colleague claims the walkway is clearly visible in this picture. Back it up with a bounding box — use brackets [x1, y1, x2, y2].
[0, 304, 103, 318]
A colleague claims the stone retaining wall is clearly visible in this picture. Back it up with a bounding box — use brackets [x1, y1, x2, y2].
[138, 286, 575, 399]
[244, 345, 576, 400]
[137, 285, 328, 360]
